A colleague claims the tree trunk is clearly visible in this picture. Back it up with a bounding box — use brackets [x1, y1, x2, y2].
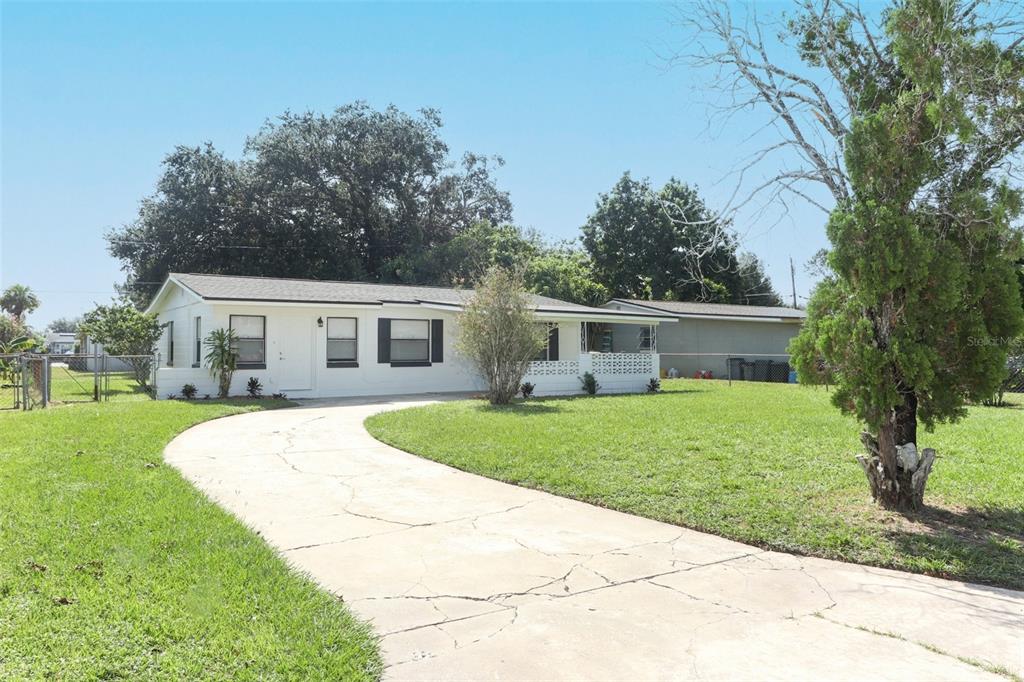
[856, 395, 935, 511]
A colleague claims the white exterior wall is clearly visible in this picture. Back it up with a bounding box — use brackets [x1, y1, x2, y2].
[156, 302, 487, 399]
[522, 351, 659, 396]
[154, 291, 659, 399]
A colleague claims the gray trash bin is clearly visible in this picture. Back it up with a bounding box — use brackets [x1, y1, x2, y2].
[768, 361, 790, 382]
[753, 359, 771, 382]
[728, 357, 745, 381]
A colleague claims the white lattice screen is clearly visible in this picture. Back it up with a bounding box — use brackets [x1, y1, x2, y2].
[524, 360, 580, 377]
[591, 353, 654, 376]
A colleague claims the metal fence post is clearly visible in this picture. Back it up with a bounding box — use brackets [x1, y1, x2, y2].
[20, 355, 28, 411]
[41, 357, 49, 408]
[93, 348, 100, 402]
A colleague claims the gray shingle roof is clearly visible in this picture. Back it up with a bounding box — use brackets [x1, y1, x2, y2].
[168, 273, 671, 319]
[609, 299, 807, 320]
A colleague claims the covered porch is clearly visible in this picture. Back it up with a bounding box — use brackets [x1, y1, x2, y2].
[522, 317, 666, 395]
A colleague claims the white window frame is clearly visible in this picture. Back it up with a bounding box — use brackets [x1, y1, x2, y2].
[166, 321, 174, 367]
[326, 317, 358, 366]
[193, 316, 202, 367]
[389, 319, 430, 364]
[229, 314, 266, 368]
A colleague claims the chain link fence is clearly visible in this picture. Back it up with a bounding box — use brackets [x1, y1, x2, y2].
[0, 354, 25, 411]
[0, 354, 157, 410]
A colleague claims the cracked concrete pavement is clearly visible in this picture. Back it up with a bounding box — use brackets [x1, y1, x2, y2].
[165, 396, 1023, 680]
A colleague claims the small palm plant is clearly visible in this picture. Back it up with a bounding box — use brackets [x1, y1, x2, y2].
[246, 377, 263, 398]
[204, 328, 238, 399]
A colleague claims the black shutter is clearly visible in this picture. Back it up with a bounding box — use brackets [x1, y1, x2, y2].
[378, 318, 391, 363]
[431, 319, 443, 363]
[548, 325, 559, 361]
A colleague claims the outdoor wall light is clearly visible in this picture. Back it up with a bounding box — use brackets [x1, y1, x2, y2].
[317, 317, 324, 327]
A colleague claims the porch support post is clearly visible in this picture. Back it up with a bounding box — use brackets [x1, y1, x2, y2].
[579, 350, 593, 375]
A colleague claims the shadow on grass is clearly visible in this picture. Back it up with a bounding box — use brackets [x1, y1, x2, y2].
[476, 402, 566, 415]
[890, 504, 1024, 591]
[544, 389, 702, 402]
[473, 389, 704, 415]
[175, 398, 298, 411]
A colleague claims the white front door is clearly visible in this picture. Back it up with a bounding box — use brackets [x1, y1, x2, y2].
[276, 315, 314, 391]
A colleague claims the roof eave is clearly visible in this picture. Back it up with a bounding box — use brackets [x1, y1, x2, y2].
[606, 298, 805, 322]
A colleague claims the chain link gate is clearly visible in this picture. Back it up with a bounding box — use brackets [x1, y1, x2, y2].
[1, 354, 157, 410]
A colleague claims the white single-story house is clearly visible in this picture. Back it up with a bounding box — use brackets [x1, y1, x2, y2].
[145, 273, 673, 399]
[600, 299, 806, 381]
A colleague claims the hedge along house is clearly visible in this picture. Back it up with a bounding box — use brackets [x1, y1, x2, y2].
[145, 273, 672, 399]
[599, 299, 806, 380]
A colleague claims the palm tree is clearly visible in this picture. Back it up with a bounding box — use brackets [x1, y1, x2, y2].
[1, 284, 40, 322]
[204, 328, 238, 398]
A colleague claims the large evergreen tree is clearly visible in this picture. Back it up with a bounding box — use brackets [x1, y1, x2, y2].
[685, 0, 1024, 509]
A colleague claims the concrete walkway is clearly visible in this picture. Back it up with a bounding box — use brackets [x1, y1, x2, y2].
[165, 397, 1023, 681]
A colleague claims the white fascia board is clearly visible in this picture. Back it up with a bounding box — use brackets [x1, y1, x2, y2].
[674, 314, 802, 324]
[417, 301, 464, 312]
[533, 310, 669, 324]
[604, 299, 802, 324]
[144, 275, 203, 314]
[204, 299, 383, 309]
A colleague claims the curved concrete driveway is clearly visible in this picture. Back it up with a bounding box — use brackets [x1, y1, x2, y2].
[166, 397, 1023, 681]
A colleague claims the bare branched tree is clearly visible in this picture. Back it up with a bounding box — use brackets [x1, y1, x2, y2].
[668, 0, 1024, 218]
[659, 0, 1024, 302]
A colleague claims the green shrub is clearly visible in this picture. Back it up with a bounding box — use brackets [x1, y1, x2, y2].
[580, 371, 599, 395]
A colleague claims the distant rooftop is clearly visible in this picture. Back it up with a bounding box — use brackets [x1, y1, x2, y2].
[607, 299, 807, 320]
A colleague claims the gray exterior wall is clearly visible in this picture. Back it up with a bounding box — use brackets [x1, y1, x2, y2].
[610, 318, 801, 379]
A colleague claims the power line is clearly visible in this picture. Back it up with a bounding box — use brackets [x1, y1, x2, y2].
[106, 237, 408, 250]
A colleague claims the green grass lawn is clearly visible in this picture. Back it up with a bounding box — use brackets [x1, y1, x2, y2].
[0, 400, 381, 680]
[47, 365, 150, 404]
[366, 379, 1024, 590]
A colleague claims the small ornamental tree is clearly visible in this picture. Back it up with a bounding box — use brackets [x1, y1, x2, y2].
[457, 266, 549, 405]
[80, 300, 164, 390]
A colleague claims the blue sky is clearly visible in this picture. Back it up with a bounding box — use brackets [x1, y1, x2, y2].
[2, 1, 828, 328]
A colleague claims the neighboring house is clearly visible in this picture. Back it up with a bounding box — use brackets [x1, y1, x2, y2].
[79, 335, 132, 371]
[45, 332, 77, 354]
[600, 299, 806, 380]
[145, 273, 672, 399]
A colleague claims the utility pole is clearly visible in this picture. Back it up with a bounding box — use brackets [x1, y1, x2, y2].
[790, 256, 798, 308]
